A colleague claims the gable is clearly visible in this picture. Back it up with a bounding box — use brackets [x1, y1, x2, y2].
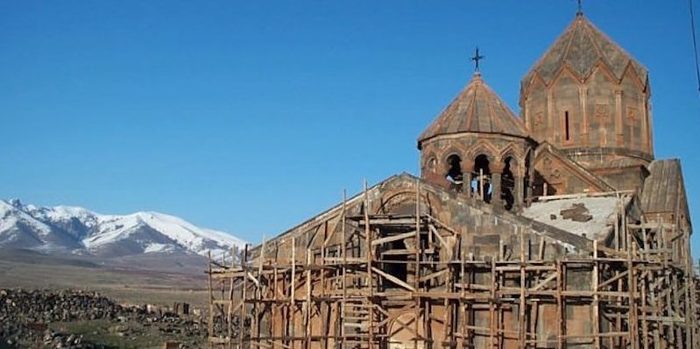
[532, 142, 615, 195]
[252, 172, 596, 263]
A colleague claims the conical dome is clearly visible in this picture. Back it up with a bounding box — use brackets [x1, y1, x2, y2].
[418, 73, 527, 149]
[522, 14, 648, 87]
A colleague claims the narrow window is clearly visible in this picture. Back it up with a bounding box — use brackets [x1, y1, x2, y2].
[473, 154, 492, 203]
[564, 111, 571, 141]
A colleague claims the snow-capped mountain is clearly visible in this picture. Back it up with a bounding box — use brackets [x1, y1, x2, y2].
[0, 199, 246, 258]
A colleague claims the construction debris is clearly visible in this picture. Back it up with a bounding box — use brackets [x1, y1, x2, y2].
[559, 203, 593, 222]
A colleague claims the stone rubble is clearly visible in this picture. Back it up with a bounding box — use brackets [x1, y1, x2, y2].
[559, 203, 593, 222]
[0, 288, 206, 348]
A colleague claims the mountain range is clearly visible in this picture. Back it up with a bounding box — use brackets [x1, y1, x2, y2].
[0, 199, 246, 259]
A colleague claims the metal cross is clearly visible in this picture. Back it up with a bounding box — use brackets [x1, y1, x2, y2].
[471, 47, 484, 72]
[577, 0, 583, 15]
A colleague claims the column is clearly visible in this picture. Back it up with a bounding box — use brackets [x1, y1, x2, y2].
[547, 89, 555, 143]
[514, 167, 524, 211]
[524, 165, 532, 207]
[579, 85, 589, 146]
[463, 162, 475, 198]
[491, 163, 504, 208]
[615, 89, 624, 146]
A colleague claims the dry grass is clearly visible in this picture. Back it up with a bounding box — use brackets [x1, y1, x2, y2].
[0, 258, 209, 309]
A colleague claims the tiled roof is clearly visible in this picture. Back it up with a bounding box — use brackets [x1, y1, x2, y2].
[641, 159, 687, 215]
[418, 73, 527, 147]
[522, 14, 648, 86]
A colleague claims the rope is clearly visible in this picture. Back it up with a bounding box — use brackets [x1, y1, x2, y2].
[689, 0, 700, 92]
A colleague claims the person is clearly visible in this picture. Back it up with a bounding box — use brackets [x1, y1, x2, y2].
[446, 172, 464, 193]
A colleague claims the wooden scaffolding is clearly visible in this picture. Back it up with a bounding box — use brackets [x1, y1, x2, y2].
[207, 183, 699, 349]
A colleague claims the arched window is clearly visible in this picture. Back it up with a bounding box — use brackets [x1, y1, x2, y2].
[427, 157, 437, 171]
[445, 154, 464, 192]
[472, 154, 492, 202]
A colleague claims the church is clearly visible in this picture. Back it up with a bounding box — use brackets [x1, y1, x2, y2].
[207, 9, 696, 349]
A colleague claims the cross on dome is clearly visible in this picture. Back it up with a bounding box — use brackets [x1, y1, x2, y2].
[471, 47, 484, 73]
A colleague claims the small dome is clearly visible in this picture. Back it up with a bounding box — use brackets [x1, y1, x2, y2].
[418, 73, 527, 149]
[522, 14, 648, 87]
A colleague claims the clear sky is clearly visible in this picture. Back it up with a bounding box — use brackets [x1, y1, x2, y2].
[1, 1, 699, 253]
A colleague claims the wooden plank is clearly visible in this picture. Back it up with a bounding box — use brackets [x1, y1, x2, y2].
[370, 230, 417, 246]
[418, 269, 448, 283]
[593, 240, 600, 349]
[364, 180, 374, 349]
[414, 179, 421, 349]
[428, 224, 448, 251]
[207, 251, 214, 344]
[531, 273, 557, 291]
[380, 249, 417, 255]
[371, 266, 416, 292]
[341, 190, 347, 349]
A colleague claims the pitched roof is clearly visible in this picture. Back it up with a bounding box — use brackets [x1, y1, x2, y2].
[523, 195, 628, 240]
[641, 159, 689, 218]
[533, 142, 616, 192]
[252, 172, 595, 254]
[418, 73, 527, 147]
[522, 14, 648, 86]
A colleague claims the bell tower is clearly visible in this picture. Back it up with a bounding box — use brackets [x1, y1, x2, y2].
[418, 50, 532, 210]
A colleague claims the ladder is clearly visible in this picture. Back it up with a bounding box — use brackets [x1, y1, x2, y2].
[342, 298, 382, 349]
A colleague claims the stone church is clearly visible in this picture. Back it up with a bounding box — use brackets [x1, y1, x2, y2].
[208, 10, 696, 349]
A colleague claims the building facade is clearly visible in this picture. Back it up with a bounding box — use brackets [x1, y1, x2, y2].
[208, 11, 696, 349]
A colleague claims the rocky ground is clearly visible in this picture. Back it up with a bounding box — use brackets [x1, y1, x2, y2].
[0, 288, 207, 348]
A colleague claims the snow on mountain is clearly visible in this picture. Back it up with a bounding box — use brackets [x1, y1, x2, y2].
[0, 199, 246, 258]
[0, 200, 54, 237]
[31, 205, 98, 227]
[0, 200, 82, 252]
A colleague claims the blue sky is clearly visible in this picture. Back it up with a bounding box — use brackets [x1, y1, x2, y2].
[1, 1, 699, 253]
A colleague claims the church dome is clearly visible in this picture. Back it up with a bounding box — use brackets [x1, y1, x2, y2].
[418, 73, 527, 149]
[521, 14, 648, 88]
[519, 13, 654, 183]
[417, 72, 531, 209]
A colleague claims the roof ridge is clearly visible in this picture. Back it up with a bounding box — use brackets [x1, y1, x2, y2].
[465, 75, 480, 133]
[522, 15, 580, 86]
[561, 16, 580, 65]
[580, 17, 608, 70]
[582, 15, 648, 74]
